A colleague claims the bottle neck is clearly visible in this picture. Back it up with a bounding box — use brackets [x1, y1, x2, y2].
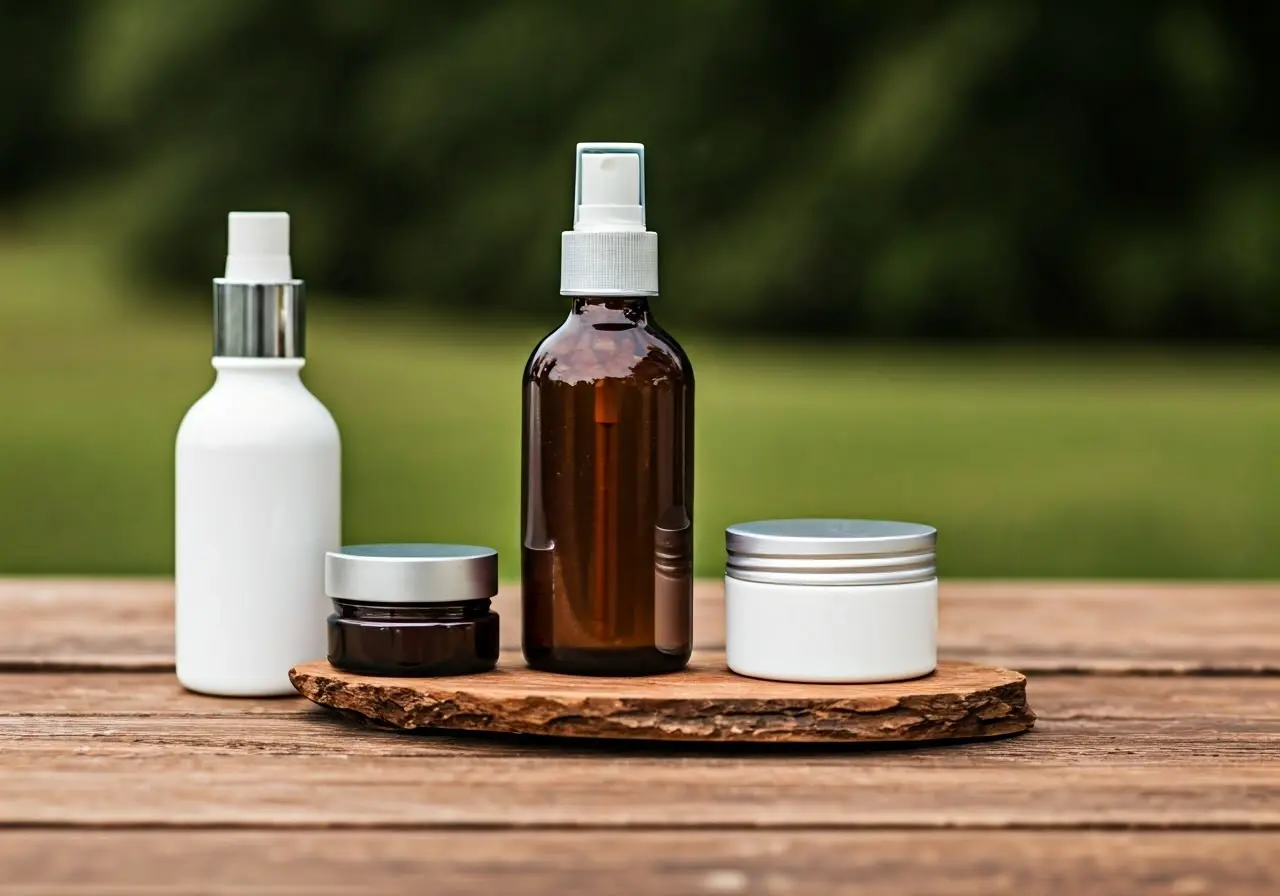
[211, 357, 306, 383]
[568, 296, 652, 328]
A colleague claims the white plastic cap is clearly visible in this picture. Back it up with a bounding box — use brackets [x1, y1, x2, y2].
[561, 142, 658, 295]
[573, 143, 646, 232]
[224, 212, 293, 282]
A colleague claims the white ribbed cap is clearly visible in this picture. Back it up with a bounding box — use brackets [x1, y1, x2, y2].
[225, 212, 293, 282]
[561, 143, 658, 296]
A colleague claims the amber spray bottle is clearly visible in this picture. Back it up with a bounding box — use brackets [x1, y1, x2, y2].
[522, 143, 694, 675]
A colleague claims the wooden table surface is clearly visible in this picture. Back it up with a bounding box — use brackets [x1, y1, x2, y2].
[2, 580, 1277, 894]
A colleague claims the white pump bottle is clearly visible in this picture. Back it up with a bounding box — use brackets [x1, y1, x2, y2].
[175, 212, 341, 696]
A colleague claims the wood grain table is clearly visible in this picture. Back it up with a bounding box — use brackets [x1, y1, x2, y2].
[2, 579, 1277, 894]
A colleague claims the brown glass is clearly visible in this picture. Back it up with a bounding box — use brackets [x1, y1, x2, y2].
[521, 296, 694, 675]
[327, 599, 499, 676]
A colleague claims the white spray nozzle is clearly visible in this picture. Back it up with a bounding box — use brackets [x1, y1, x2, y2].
[573, 143, 646, 232]
[225, 212, 293, 282]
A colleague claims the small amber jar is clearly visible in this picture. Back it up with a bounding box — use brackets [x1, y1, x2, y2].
[325, 544, 499, 677]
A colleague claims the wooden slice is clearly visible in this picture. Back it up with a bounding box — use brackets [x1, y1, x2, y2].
[290, 655, 1034, 744]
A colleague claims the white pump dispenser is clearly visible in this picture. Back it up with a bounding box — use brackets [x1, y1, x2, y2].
[223, 211, 293, 281]
[175, 212, 341, 696]
[561, 142, 658, 296]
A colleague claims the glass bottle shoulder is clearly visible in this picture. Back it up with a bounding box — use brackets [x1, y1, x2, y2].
[524, 304, 692, 388]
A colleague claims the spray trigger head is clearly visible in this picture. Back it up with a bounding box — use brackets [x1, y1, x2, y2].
[573, 143, 646, 232]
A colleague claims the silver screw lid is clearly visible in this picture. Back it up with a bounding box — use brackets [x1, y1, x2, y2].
[325, 544, 499, 605]
[725, 519, 937, 586]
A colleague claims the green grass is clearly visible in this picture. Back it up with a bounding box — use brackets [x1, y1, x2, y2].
[2, 214, 1279, 578]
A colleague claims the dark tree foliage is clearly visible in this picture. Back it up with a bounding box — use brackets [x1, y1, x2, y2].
[0, 0, 90, 198]
[2, 0, 1278, 338]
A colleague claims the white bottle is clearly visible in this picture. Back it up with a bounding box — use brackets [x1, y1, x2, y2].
[175, 212, 341, 696]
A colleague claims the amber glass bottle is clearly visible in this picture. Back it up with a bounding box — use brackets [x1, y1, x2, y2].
[522, 295, 693, 674]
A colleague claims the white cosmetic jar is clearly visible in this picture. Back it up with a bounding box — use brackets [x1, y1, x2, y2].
[724, 519, 938, 683]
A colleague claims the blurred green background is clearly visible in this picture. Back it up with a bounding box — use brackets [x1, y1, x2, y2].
[1, 0, 1278, 578]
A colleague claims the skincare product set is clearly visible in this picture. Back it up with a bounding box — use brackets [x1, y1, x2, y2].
[174, 143, 937, 696]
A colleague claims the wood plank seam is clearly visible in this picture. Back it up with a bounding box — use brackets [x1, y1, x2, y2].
[1, 820, 1278, 832]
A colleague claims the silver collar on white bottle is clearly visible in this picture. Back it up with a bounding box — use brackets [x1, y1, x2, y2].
[213, 280, 305, 358]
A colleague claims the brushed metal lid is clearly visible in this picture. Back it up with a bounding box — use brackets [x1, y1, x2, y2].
[725, 519, 937, 586]
[325, 544, 498, 604]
